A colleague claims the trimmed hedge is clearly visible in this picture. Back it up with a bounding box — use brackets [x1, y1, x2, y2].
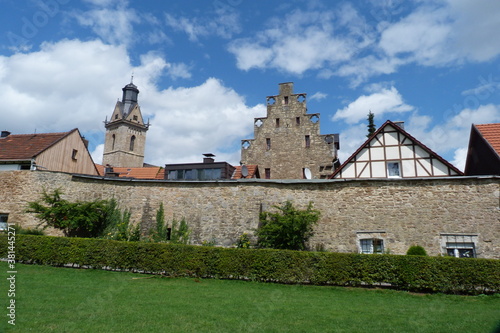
[1, 235, 499, 295]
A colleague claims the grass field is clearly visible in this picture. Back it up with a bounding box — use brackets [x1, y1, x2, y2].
[1, 262, 499, 332]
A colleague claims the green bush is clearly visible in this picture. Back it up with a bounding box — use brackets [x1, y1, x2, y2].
[406, 245, 427, 256]
[256, 201, 320, 250]
[0, 235, 498, 295]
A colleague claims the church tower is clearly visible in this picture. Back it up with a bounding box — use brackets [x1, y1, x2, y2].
[102, 80, 149, 167]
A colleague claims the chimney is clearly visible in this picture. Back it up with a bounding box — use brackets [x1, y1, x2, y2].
[81, 135, 89, 148]
[393, 121, 405, 129]
[1, 131, 11, 138]
[203, 153, 215, 164]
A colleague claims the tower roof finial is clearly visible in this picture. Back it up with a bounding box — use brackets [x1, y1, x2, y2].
[131, 71, 134, 84]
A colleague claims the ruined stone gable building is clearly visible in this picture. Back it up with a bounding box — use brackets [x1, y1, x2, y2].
[102, 81, 149, 168]
[241, 82, 339, 179]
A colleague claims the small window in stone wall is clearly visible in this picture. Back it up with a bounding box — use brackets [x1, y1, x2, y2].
[305, 135, 310, 148]
[266, 138, 271, 150]
[283, 96, 289, 105]
[360, 239, 384, 254]
[296, 117, 300, 126]
[0, 213, 8, 231]
[130, 135, 136, 151]
[276, 118, 280, 128]
[265, 168, 271, 179]
[441, 234, 477, 258]
[357, 231, 386, 254]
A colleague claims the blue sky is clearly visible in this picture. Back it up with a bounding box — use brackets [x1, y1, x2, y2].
[1, 0, 499, 170]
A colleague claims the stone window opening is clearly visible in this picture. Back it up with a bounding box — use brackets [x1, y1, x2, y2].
[296, 117, 301, 126]
[111, 134, 116, 150]
[309, 114, 319, 123]
[255, 119, 263, 127]
[360, 238, 384, 254]
[115, 114, 118, 119]
[267, 97, 276, 105]
[265, 168, 271, 179]
[441, 234, 477, 258]
[130, 135, 136, 151]
[283, 96, 289, 105]
[133, 115, 138, 121]
[266, 138, 271, 150]
[242, 140, 251, 149]
[305, 135, 310, 148]
[276, 118, 280, 128]
[297, 94, 306, 103]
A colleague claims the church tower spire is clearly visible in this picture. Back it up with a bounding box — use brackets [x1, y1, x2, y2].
[102, 80, 149, 168]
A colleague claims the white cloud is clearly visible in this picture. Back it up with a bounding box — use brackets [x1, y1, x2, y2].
[228, 7, 373, 75]
[0, 38, 262, 166]
[309, 92, 327, 101]
[336, 123, 368, 164]
[226, 1, 500, 85]
[406, 103, 500, 170]
[165, 7, 242, 42]
[143, 78, 265, 165]
[91, 143, 104, 165]
[333, 86, 413, 124]
[73, 3, 140, 46]
[378, 1, 500, 67]
[379, 7, 454, 66]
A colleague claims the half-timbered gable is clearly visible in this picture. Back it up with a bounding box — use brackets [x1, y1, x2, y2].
[330, 121, 462, 179]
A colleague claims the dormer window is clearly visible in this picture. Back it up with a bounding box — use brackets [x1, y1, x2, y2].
[133, 115, 138, 121]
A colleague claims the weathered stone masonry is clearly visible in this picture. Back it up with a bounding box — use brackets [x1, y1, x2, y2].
[1, 170, 498, 258]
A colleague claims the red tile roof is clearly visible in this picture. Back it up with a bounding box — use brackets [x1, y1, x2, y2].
[96, 164, 164, 179]
[232, 165, 259, 179]
[475, 123, 500, 156]
[0, 130, 73, 160]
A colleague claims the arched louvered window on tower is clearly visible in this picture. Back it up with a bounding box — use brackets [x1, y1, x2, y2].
[130, 135, 136, 151]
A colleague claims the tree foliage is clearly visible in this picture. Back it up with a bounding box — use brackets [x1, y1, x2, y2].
[149, 203, 190, 244]
[367, 111, 376, 138]
[406, 245, 428, 256]
[256, 201, 320, 251]
[170, 218, 191, 245]
[27, 189, 139, 239]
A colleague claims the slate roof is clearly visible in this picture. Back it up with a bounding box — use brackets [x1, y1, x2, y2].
[96, 164, 164, 179]
[475, 123, 500, 157]
[0, 130, 75, 161]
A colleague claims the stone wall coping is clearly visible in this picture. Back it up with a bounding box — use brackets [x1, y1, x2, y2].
[70, 173, 500, 185]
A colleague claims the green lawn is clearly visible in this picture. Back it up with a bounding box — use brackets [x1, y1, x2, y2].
[1, 262, 499, 333]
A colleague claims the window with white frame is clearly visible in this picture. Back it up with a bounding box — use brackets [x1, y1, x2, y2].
[440, 234, 477, 258]
[387, 161, 401, 178]
[360, 238, 384, 254]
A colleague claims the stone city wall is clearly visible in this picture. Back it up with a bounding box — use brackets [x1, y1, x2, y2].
[1, 170, 498, 258]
